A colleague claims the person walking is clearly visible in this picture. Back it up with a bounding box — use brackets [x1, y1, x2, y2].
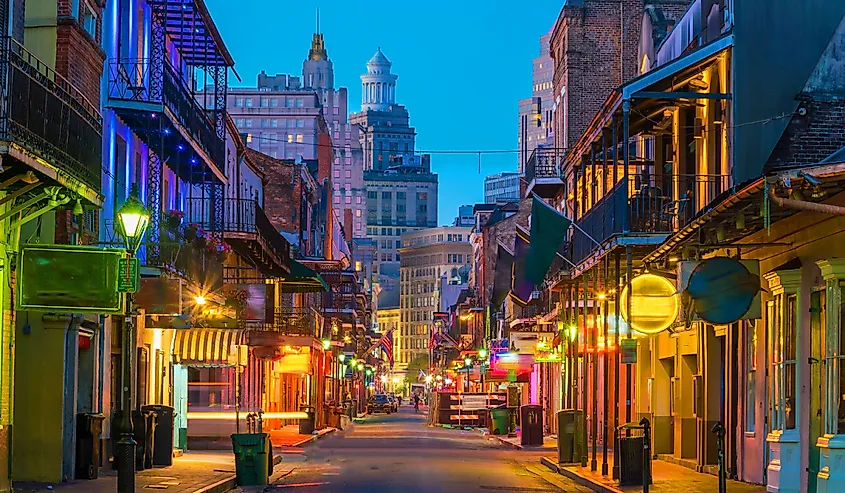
[413, 394, 420, 412]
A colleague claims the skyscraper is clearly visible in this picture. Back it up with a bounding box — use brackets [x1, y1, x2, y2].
[517, 29, 555, 173]
[352, 48, 438, 289]
[228, 22, 366, 238]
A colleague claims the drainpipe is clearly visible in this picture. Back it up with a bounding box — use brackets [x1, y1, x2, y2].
[770, 188, 845, 216]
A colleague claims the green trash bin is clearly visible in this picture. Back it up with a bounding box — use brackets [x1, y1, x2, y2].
[231, 433, 270, 486]
[490, 407, 511, 435]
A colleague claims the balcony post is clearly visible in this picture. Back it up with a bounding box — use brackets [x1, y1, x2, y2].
[622, 100, 631, 233]
[590, 142, 597, 210]
[611, 115, 618, 233]
[581, 272, 589, 468]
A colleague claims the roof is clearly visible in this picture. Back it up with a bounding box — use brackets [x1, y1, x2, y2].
[367, 48, 391, 67]
[378, 288, 400, 309]
[147, 0, 234, 67]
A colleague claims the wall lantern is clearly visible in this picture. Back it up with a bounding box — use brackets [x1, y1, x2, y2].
[620, 273, 679, 335]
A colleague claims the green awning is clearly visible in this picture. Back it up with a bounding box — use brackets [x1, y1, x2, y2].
[279, 259, 329, 293]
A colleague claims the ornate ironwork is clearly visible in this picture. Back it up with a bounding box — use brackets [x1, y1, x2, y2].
[147, 149, 162, 263]
[0, 36, 102, 192]
[211, 64, 227, 141]
[149, 3, 166, 101]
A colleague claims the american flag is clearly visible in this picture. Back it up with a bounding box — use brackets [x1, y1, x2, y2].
[380, 329, 394, 367]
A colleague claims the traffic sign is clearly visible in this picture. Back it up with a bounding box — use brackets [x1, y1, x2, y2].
[118, 257, 140, 293]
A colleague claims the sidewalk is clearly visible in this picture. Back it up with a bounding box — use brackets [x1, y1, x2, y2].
[488, 431, 558, 451]
[14, 451, 237, 493]
[541, 451, 767, 493]
[268, 425, 337, 448]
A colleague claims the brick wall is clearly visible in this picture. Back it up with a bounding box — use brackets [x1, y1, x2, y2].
[551, 0, 645, 152]
[55, 20, 105, 106]
[766, 98, 845, 169]
[251, 151, 302, 235]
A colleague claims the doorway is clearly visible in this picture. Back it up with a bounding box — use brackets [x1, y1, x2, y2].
[808, 290, 825, 493]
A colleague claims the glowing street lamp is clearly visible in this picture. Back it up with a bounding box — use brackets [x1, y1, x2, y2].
[115, 184, 150, 492]
[478, 348, 488, 359]
[338, 354, 346, 363]
[116, 184, 151, 254]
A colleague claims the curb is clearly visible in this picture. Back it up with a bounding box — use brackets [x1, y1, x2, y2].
[192, 476, 238, 493]
[539, 456, 623, 493]
[491, 434, 524, 450]
[286, 427, 337, 448]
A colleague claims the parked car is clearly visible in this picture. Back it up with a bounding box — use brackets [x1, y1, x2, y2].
[389, 392, 402, 407]
[367, 394, 392, 414]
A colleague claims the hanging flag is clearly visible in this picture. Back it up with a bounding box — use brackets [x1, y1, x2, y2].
[510, 226, 536, 306]
[491, 243, 514, 309]
[525, 196, 572, 285]
[380, 329, 394, 367]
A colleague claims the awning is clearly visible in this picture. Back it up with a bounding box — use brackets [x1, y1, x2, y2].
[279, 259, 329, 293]
[174, 328, 244, 367]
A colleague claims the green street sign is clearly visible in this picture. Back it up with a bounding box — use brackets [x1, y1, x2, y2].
[118, 257, 140, 293]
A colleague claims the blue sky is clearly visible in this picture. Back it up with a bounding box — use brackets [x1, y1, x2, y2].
[206, 0, 561, 225]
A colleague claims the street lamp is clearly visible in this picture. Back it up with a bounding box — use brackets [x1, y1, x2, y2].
[464, 357, 473, 392]
[115, 184, 150, 493]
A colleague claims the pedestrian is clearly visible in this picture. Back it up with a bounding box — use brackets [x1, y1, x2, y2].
[413, 393, 420, 412]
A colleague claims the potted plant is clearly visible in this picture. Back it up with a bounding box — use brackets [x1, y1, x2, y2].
[184, 222, 199, 242]
[216, 241, 234, 263]
[166, 209, 184, 230]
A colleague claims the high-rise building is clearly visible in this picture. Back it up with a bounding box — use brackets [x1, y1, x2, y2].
[517, 29, 555, 173]
[454, 205, 475, 228]
[397, 227, 472, 369]
[351, 49, 417, 171]
[353, 48, 439, 287]
[484, 172, 521, 203]
[228, 27, 366, 238]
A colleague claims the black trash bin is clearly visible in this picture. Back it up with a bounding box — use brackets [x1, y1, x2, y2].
[557, 410, 576, 464]
[111, 410, 156, 470]
[520, 405, 543, 446]
[299, 405, 315, 435]
[618, 435, 646, 486]
[76, 413, 105, 479]
[143, 405, 175, 466]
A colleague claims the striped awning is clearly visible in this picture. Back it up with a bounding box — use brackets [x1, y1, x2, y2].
[174, 328, 244, 367]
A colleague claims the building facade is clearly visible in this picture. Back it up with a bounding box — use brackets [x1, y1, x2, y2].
[397, 227, 472, 370]
[454, 204, 475, 227]
[484, 172, 522, 204]
[228, 31, 365, 238]
[517, 29, 555, 174]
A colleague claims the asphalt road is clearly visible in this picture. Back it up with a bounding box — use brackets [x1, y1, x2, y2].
[238, 404, 592, 493]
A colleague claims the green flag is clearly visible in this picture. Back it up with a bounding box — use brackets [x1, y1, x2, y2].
[525, 196, 572, 285]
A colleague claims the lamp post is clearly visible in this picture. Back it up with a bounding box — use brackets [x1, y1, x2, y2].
[115, 185, 151, 493]
[464, 357, 472, 392]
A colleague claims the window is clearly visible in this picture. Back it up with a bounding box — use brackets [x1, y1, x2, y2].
[334, 170, 340, 178]
[287, 135, 294, 143]
[345, 196, 352, 204]
[235, 118, 244, 127]
[271, 119, 278, 128]
[417, 192, 427, 201]
[235, 97, 244, 108]
[397, 192, 406, 200]
[296, 134, 304, 143]
[745, 320, 757, 433]
[382, 192, 392, 200]
[356, 196, 362, 204]
[245, 98, 253, 107]
[296, 119, 304, 128]
[81, 0, 97, 37]
[260, 97, 269, 107]
[296, 98, 304, 107]
[334, 196, 341, 204]
[244, 119, 252, 128]
[286, 119, 295, 128]
[270, 98, 279, 107]
[355, 209, 362, 217]
[820, 273, 845, 435]
[333, 107, 339, 115]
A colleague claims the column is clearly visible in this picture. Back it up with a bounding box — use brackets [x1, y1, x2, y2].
[764, 268, 803, 493]
[815, 259, 845, 493]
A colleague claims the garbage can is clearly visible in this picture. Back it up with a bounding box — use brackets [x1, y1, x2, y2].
[490, 406, 511, 435]
[557, 410, 577, 464]
[75, 413, 105, 479]
[111, 410, 152, 471]
[143, 405, 175, 466]
[618, 435, 646, 486]
[520, 405, 543, 446]
[299, 405, 315, 435]
[141, 408, 157, 470]
[231, 433, 270, 486]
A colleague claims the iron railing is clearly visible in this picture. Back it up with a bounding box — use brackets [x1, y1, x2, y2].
[154, 217, 224, 290]
[184, 198, 290, 264]
[0, 37, 102, 192]
[526, 147, 565, 184]
[107, 57, 224, 167]
[571, 173, 729, 265]
[273, 307, 323, 338]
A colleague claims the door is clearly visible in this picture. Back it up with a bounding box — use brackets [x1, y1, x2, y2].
[809, 290, 825, 493]
[172, 364, 188, 450]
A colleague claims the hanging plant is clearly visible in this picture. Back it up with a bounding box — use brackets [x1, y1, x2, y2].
[184, 222, 199, 242]
[165, 209, 184, 230]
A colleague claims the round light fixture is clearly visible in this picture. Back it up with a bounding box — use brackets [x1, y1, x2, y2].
[620, 273, 679, 334]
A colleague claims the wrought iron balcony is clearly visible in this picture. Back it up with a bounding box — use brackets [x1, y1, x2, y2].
[184, 197, 291, 276]
[0, 37, 102, 197]
[106, 58, 224, 178]
[152, 217, 224, 291]
[525, 148, 564, 198]
[273, 307, 323, 338]
[571, 173, 729, 266]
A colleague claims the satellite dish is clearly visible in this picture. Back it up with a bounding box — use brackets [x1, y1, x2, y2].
[685, 257, 760, 325]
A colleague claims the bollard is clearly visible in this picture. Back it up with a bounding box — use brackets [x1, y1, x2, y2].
[639, 417, 651, 493]
[712, 422, 726, 493]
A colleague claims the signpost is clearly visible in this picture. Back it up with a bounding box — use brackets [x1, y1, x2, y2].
[621, 338, 637, 364]
[118, 257, 140, 293]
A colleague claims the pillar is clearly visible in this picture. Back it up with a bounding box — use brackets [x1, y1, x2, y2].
[815, 259, 845, 493]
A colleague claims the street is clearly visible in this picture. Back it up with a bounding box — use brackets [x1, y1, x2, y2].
[242, 405, 588, 493]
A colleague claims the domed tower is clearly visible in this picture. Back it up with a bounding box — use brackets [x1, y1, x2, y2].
[361, 48, 398, 111]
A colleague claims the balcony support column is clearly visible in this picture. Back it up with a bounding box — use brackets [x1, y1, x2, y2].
[148, 149, 162, 262]
[590, 142, 597, 211]
[581, 272, 589, 468]
[611, 115, 618, 233]
[622, 100, 631, 233]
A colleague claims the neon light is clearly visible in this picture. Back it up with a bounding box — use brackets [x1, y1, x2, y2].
[186, 412, 309, 420]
